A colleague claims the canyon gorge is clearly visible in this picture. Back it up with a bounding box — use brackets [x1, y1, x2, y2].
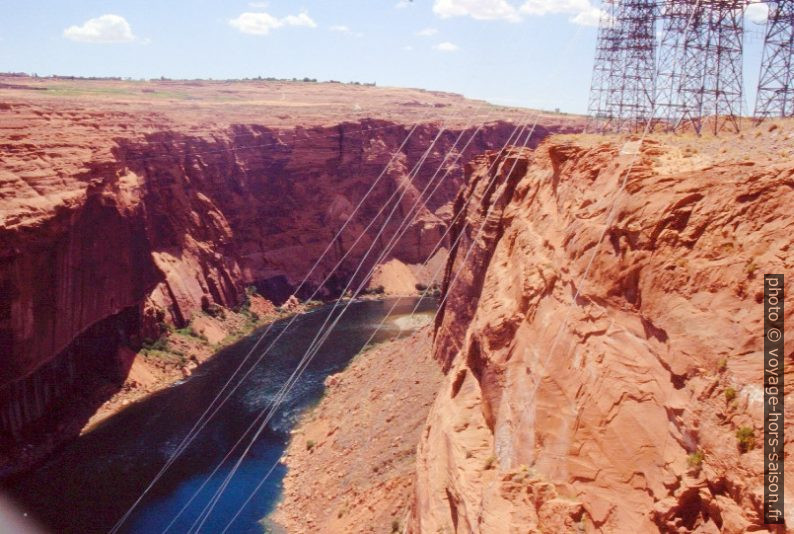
[0, 76, 580, 477]
[1, 75, 792, 534]
[268, 124, 793, 533]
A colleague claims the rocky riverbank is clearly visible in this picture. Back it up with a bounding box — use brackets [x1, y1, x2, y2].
[81, 293, 288, 432]
[271, 319, 441, 534]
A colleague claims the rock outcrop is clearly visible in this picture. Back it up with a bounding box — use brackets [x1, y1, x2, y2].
[0, 76, 581, 474]
[413, 127, 793, 532]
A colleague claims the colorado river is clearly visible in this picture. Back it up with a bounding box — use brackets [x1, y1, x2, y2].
[5, 297, 436, 534]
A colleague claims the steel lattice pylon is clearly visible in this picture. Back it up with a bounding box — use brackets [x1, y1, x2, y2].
[702, 1, 745, 134]
[755, 0, 794, 118]
[587, 0, 658, 133]
[587, 0, 622, 132]
[655, 0, 698, 129]
[589, 0, 750, 136]
[655, 0, 744, 135]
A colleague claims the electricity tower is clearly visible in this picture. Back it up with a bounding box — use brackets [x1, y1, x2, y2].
[589, 0, 748, 135]
[587, 0, 621, 132]
[755, 0, 794, 118]
[587, 0, 658, 133]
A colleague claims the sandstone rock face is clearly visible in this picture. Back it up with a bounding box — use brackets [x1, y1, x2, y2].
[0, 77, 582, 471]
[413, 132, 793, 533]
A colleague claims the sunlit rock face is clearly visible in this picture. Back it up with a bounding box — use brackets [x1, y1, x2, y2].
[413, 134, 794, 533]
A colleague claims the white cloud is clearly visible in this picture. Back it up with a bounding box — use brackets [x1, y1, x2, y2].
[63, 14, 136, 43]
[434, 41, 459, 52]
[395, 1, 412, 9]
[520, 0, 603, 26]
[569, 7, 603, 27]
[417, 27, 439, 36]
[229, 12, 281, 34]
[282, 13, 317, 28]
[519, 0, 584, 15]
[434, 0, 521, 22]
[229, 10, 316, 35]
[746, 1, 769, 24]
[330, 25, 363, 37]
[403, 45, 414, 51]
[432, 0, 602, 26]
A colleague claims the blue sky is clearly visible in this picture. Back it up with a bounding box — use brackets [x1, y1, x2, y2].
[0, 1, 774, 114]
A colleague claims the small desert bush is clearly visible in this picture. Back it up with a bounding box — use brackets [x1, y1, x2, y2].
[736, 426, 755, 453]
[687, 450, 704, 470]
[175, 326, 208, 342]
[142, 336, 169, 352]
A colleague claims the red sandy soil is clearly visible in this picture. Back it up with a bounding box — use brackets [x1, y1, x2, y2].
[367, 248, 447, 296]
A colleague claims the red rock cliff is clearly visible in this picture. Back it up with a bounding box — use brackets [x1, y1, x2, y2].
[0, 119, 534, 387]
[413, 128, 793, 532]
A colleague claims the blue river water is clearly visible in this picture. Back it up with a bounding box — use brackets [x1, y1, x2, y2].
[6, 297, 435, 534]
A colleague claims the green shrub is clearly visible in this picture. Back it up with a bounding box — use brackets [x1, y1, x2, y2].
[724, 387, 737, 403]
[174, 326, 208, 342]
[484, 455, 497, 470]
[142, 336, 169, 352]
[391, 519, 401, 533]
[306, 440, 315, 451]
[240, 307, 259, 324]
[736, 426, 755, 453]
[687, 450, 704, 469]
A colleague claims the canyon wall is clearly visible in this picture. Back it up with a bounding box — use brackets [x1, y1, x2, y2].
[413, 130, 793, 532]
[0, 78, 581, 474]
[0, 119, 531, 389]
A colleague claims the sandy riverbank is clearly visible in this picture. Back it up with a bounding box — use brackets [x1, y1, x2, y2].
[270, 322, 442, 533]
